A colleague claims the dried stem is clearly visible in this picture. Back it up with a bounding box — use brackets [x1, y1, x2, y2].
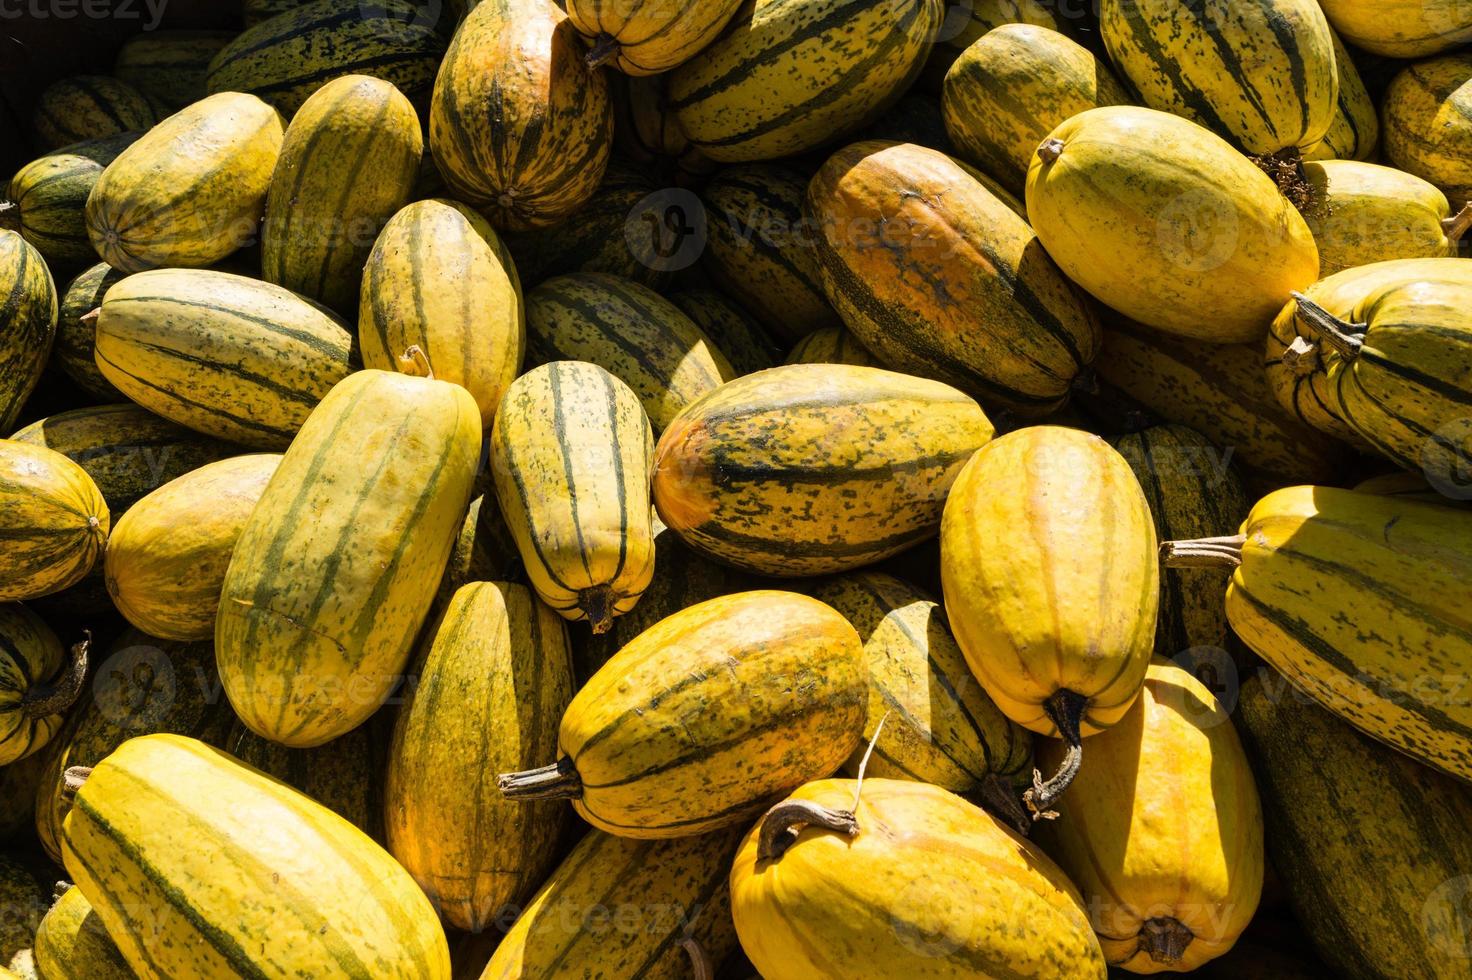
[497, 757, 582, 801]
[1292, 292, 1364, 360]
[1022, 689, 1086, 820]
[22, 632, 90, 719]
[1160, 534, 1246, 569]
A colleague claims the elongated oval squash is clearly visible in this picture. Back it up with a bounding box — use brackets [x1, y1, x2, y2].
[223, 721, 383, 842]
[105, 454, 280, 641]
[1302, 30, 1379, 161]
[430, 0, 612, 229]
[262, 75, 421, 313]
[1383, 53, 1472, 210]
[34, 886, 132, 980]
[526, 273, 735, 430]
[942, 24, 1131, 195]
[483, 827, 742, 978]
[811, 141, 1098, 414]
[114, 30, 235, 108]
[85, 92, 283, 273]
[784, 326, 878, 367]
[940, 426, 1158, 819]
[0, 442, 108, 603]
[53, 262, 125, 401]
[669, 288, 779, 377]
[0, 232, 57, 433]
[499, 591, 865, 838]
[93, 269, 356, 449]
[63, 734, 451, 979]
[1304, 160, 1467, 275]
[1037, 658, 1263, 972]
[1027, 107, 1319, 343]
[568, 0, 745, 75]
[1317, 0, 1472, 57]
[361, 199, 524, 427]
[669, 0, 944, 163]
[4, 132, 139, 269]
[654, 364, 995, 577]
[731, 778, 1107, 979]
[31, 76, 161, 150]
[386, 582, 571, 932]
[0, 605, 85, 766]
[218, 369, 481, 747]
[919, 0, 1065, 91]
[491, 361, 655, 633]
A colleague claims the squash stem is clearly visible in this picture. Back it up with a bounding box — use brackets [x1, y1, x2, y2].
[1036, 138, 1065, 164]
[21, 633, 90, 720]
[0, 200, 18, 231]
[680, 936, 713, 980]
[1292, 292, 1364, 360]
[580, 587, 616, 635]
[977, 771, 1032, 837]
[756, 799, 859, 862]
[1281, 335, 1320, 377]
[1444, 203, 1472, 244]
[1022, 689, 1086, 820]
[1140, 917, 1194, 964]
[586, 32, 619, 69]
[398, 345, 435, 380]
[60, 765, 93, 806]
[80, 307, 101, 326]
[1160, 534, 1246, 569]
[497, 757, 582, 801]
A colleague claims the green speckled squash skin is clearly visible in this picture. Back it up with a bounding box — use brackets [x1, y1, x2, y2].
[1382, 53, 1472, 210]
[5, 133, 140, 269]
[0, 232, 58, 433]
[30, 76, 162, 150]
[114, 30, 235, 108]
[668, 289, 780, 377]
[53, 262, 126, 401]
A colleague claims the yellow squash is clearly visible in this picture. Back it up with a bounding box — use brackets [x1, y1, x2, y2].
[1383, 53, 1472, 217]
[33, 886, 133, 980]
[611, 74, 717, 184]
[731, 778, 1107, 979]
[85, 92, 283, 273]
[223, 722, 383, 842]
[386, 582, 572, 933]
[1027, 106, 1319, 342]
[784, 326, 878, 368]
[491, 361, 655, 633]
[0, 604, 86, 766]
[217, 369, 481, 748]
[3, 132, 139, 269]
[919, 0, 1064, 90]
[1037, 659, 1263, 973]
[1317, 0, 1472, 56]
[567, 0, 745, 75]
[1302, 30, 1379, 161]
[0, 441, 108, 602]
[1355, 469, 1469, 506]
[62, 734, 451, 979]
[1303, 161, 1468, 275]
[0, 231, 57, 433]
[940, 426, 1158, 819]
[31, 75, 161, 149]
[360, 199, 525, 428]
[498, 591, 865, 838]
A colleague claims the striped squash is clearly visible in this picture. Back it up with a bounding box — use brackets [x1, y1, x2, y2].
[731, 779, 1107, 979]
[526, 273, 735, 431]
[205, 0, 447, 116]
[1317, 0, 1472, 57]
[1165, 486, 1472, 783]
[498, 591, 865, 838]
[1026, 107, 1320, 343]
[262, 75, 421, 313]
[360, 199, 524, 427]
[567, 0, 745, 74]
[85, 92, 284, 273]
[1100, 0, 1336, 155]
[1114, 425, 1251, 658]
[784, 326, 878, 367]
[484, 828, 742, 978]
[54, 263, 125, 400]
[1038, 659, 1262, 972]
[33, 886, 132, 980]
[243, 0, 308, 26]
[113, 30, 234, 108]
[30, 76, 162, 150]
[1383, 53, 1472, 209]
[810, 141, 1098, 415]
[669, 0, 945, 163]
[0, 857, 43, 967]
[611, 74, 717, 183]
[33, 631, 235, 864]
[669, 289, 780, 377]
[437, 494, 523, 607]
[942, 24, 1131, 196]
[4, 133, 139, 269]
[1303, 161, 1467, 275]
[0, 441, 108, 603]
[218, 369, 481, 747]
[918, 0, 1065, 91]
[701, 164, 836, 345]
[105, 454, 281, 641]
[0, 750, 46, 843]
[653, 364, 994, 577]
[429, 0, 612, 229]
[223, 722, 383, 842]
[10, 404, 240, 516]
[491, 361, 655, 633]
[1302, 30, 1379, 161]
[62, 734, 451, 979]
[0, 232, 57, 432]
[0, 604, 85, 766]
[386, 581, 572, 932]
[940, 426, 1158, 819]
[93, 269, 356, 449]
[1237, 668, 1472, 977]
[808, 572, 1033, 796]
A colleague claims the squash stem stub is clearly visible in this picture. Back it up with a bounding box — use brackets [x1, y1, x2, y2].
[756, 799, 859, 863]
[1160, 534, 1246, 569]
[1281, 336, 1320, 377]
[680, 936, 713, 980]
[0, 200, 17, 231]
[1140, 917, 1194, 964]
[1036, 138, 1065, 164]
[586, 32, 619, 69]
[1443, 203, 1472, 244]
[1292, 293, 1364, 360]
[1023, 689, 1086, 821]
[580, 587, 616, 635]
[21, 632, 90, 720]
[60, 765, 93, 806]
[497, 757, 582, 801]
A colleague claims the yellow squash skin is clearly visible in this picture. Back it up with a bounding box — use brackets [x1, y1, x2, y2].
[731, 778, 1107, 979]
[361, 199, 525, 428]
[1355, 469, 1471, 507]
[4, 133, 139, 269]
[1302, 30, 1379, 161]
[669, 0, 944, 163]
[1037, 659, 1263, 973]
[1383, 53, 1472, 211]
[919, 0, 1064, 91]
[491, 361, 655, 633]
[508, 591, 865, 839]
[63, 734, 451, 980]
[0, 231, 57, 433]
[1100, 0, 1335, 155]
[386, 582, 572, 933]
[526, 273, 735, 431]
[1317, 0, 1472, 57]
[784, 326, 878, 368]
[1302, 160, 1464, 275]
[113, 29, 235, 108]
[807, 572, 1033, 792]
[34, 886, 133, 980]
[810, 141, 1098, 415]
[30, 76, 161, 150]
[939, 426, 1158, 739]
[567, 0, 745, 75]
[105, 454, 281, 642]
[85, 92, 284, 273]
[482, 828, 742, 979]
[430, 0, 612, 229]
[223, 722, 384, 842]
[0, 604, 68, 766]
[942, 24, 1132, 196]
[653, 364, 995, 577]
[0, 441, 108, 602]
[93, 269, 356, 450]
[669, 288, 780, 377]
[1027, 106, 1319, 343]
[217, 370, 481, 748]
[262, 75, 422, 314]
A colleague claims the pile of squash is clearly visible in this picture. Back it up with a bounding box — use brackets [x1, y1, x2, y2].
[2, 0, 1471, 976]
